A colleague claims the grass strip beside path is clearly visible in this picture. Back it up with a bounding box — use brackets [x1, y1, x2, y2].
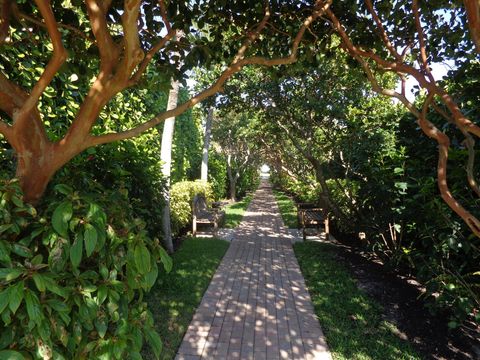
[294, 242, 420, 360]
[222, 194, 253, 228]
[273, 190, 298, 228]
[144, 237, 230, 359]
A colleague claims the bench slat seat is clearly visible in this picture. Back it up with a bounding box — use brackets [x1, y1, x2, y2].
[192, 195, 225, 236]
[297, 204, 329, 240]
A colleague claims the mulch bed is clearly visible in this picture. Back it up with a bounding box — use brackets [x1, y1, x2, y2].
[326, 236, 480, 360]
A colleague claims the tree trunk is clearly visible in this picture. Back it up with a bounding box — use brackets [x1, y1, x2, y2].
[159, 79, 180, 253]
[226, 154, 237, 201]
[229, 176, 237, 201]
[200, 107, 213, 181]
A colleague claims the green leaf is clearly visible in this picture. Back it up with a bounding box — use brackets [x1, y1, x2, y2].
[25, 290, 42, 324]
[0, 268, 23, 282]
[0, 287, 10, 313]
[31, 254, 43, 266]
[145, 328, 163, 359]
[54, 184, 73, 195]
[0, 241, 10, 263]
[84, 224, 98, 257]
[94, 316, 108, 338]
[10, 195, 23, 208]
[52, 201, 73, 238]
[96, 285, 108, 305]
[87, 203, 106, 227]
[129, 352, 143, 360]
[134, 244, 150, 274]
[159, 246, 172, 273]
[70, 233, 83, 268]
[0, 224, 13, 235]
[0, 326, 14, 350]
[0, 350, 24, 360]
[11, 244, 31, 258]
[43, 276, 67, 298]
[8, 281, 24, 314]
[32, 273, 46, 292]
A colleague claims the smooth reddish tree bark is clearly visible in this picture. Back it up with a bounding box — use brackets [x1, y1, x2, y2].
[0, 0, 330, 204]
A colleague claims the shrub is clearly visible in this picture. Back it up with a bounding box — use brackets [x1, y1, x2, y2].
[235, 167, 259, 198]
[207, 150, 227, 200]
[0, 179, 171, 359]
[170, 181, 214, 235]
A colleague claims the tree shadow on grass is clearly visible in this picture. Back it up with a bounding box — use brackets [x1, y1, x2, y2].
[294, 242, 421, 360]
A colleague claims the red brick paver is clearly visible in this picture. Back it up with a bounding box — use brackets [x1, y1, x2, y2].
[176, 181, 332, 360]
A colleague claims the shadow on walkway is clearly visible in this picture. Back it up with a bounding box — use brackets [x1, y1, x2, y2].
[176, 180, 332, 359]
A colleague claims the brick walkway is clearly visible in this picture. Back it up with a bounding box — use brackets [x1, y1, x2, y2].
[176, 181, 332, 360]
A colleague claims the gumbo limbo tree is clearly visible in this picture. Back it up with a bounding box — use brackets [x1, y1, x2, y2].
[1, 0, 480, 237]
[0, 0, 331, 203]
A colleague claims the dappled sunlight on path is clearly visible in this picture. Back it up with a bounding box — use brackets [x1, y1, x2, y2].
[176, 180, 332, 359]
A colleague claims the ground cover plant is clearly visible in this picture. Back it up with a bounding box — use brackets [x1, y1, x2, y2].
[294, 242, 420, 360]
[273, 190, 298, 228]
[143, 237, 229, 359]
[222, 194, 254, 228]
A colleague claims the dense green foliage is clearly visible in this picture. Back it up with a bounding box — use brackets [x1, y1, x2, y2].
[216, 50, 479, 326]
[144, 237, 229, 359]
[0, 180, 171, 359]
[294, 242, 420, 360]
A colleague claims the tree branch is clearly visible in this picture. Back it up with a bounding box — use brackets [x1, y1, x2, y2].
[87, 0, 332, 147]
[129, 27, 176, 86]
[326, 6, 480, 140]
[0, 0, 11, 43]
[11, 3, 94, 42]
[85, 0, 119, 73]
[417, 94, 480, 237]
[158, 0, 171, 32]
[0, 120, 12, 142]
[464, 0, 480, 54]
[412, 0, 435, 83]
[15, 0, 67, 128]
[364, 0, 401, 60]
[116, 0, 144, 83]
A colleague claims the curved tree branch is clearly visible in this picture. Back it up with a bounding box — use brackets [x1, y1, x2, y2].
[418, 94, 480, 237]
[85, 0, 119, 74]
[364, 0, 401, 60]
[326, 6, 480, 140]
[412, 0, 435, 83]
[87, 0, 332, 147]
[128, 23, 176, 85]
[464, 0, 480, 54]
[15, 0, 67, 128]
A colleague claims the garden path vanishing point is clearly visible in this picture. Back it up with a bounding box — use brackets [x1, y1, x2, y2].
[176, 180, 332, 360]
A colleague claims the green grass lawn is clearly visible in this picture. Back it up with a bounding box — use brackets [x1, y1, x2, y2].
[273, 190, 298, 228]
[294, 242, 421, 360]
[222, 194, 253, 228]
[144, 237, 230, 359]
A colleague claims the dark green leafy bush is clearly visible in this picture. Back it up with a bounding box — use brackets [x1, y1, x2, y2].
[207, 150, 228, 200]
[0, 180, 171, 359]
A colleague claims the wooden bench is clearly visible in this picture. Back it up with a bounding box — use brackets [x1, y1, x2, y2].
[192, 194, 225, 236]
[297, 203, 329, 240]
